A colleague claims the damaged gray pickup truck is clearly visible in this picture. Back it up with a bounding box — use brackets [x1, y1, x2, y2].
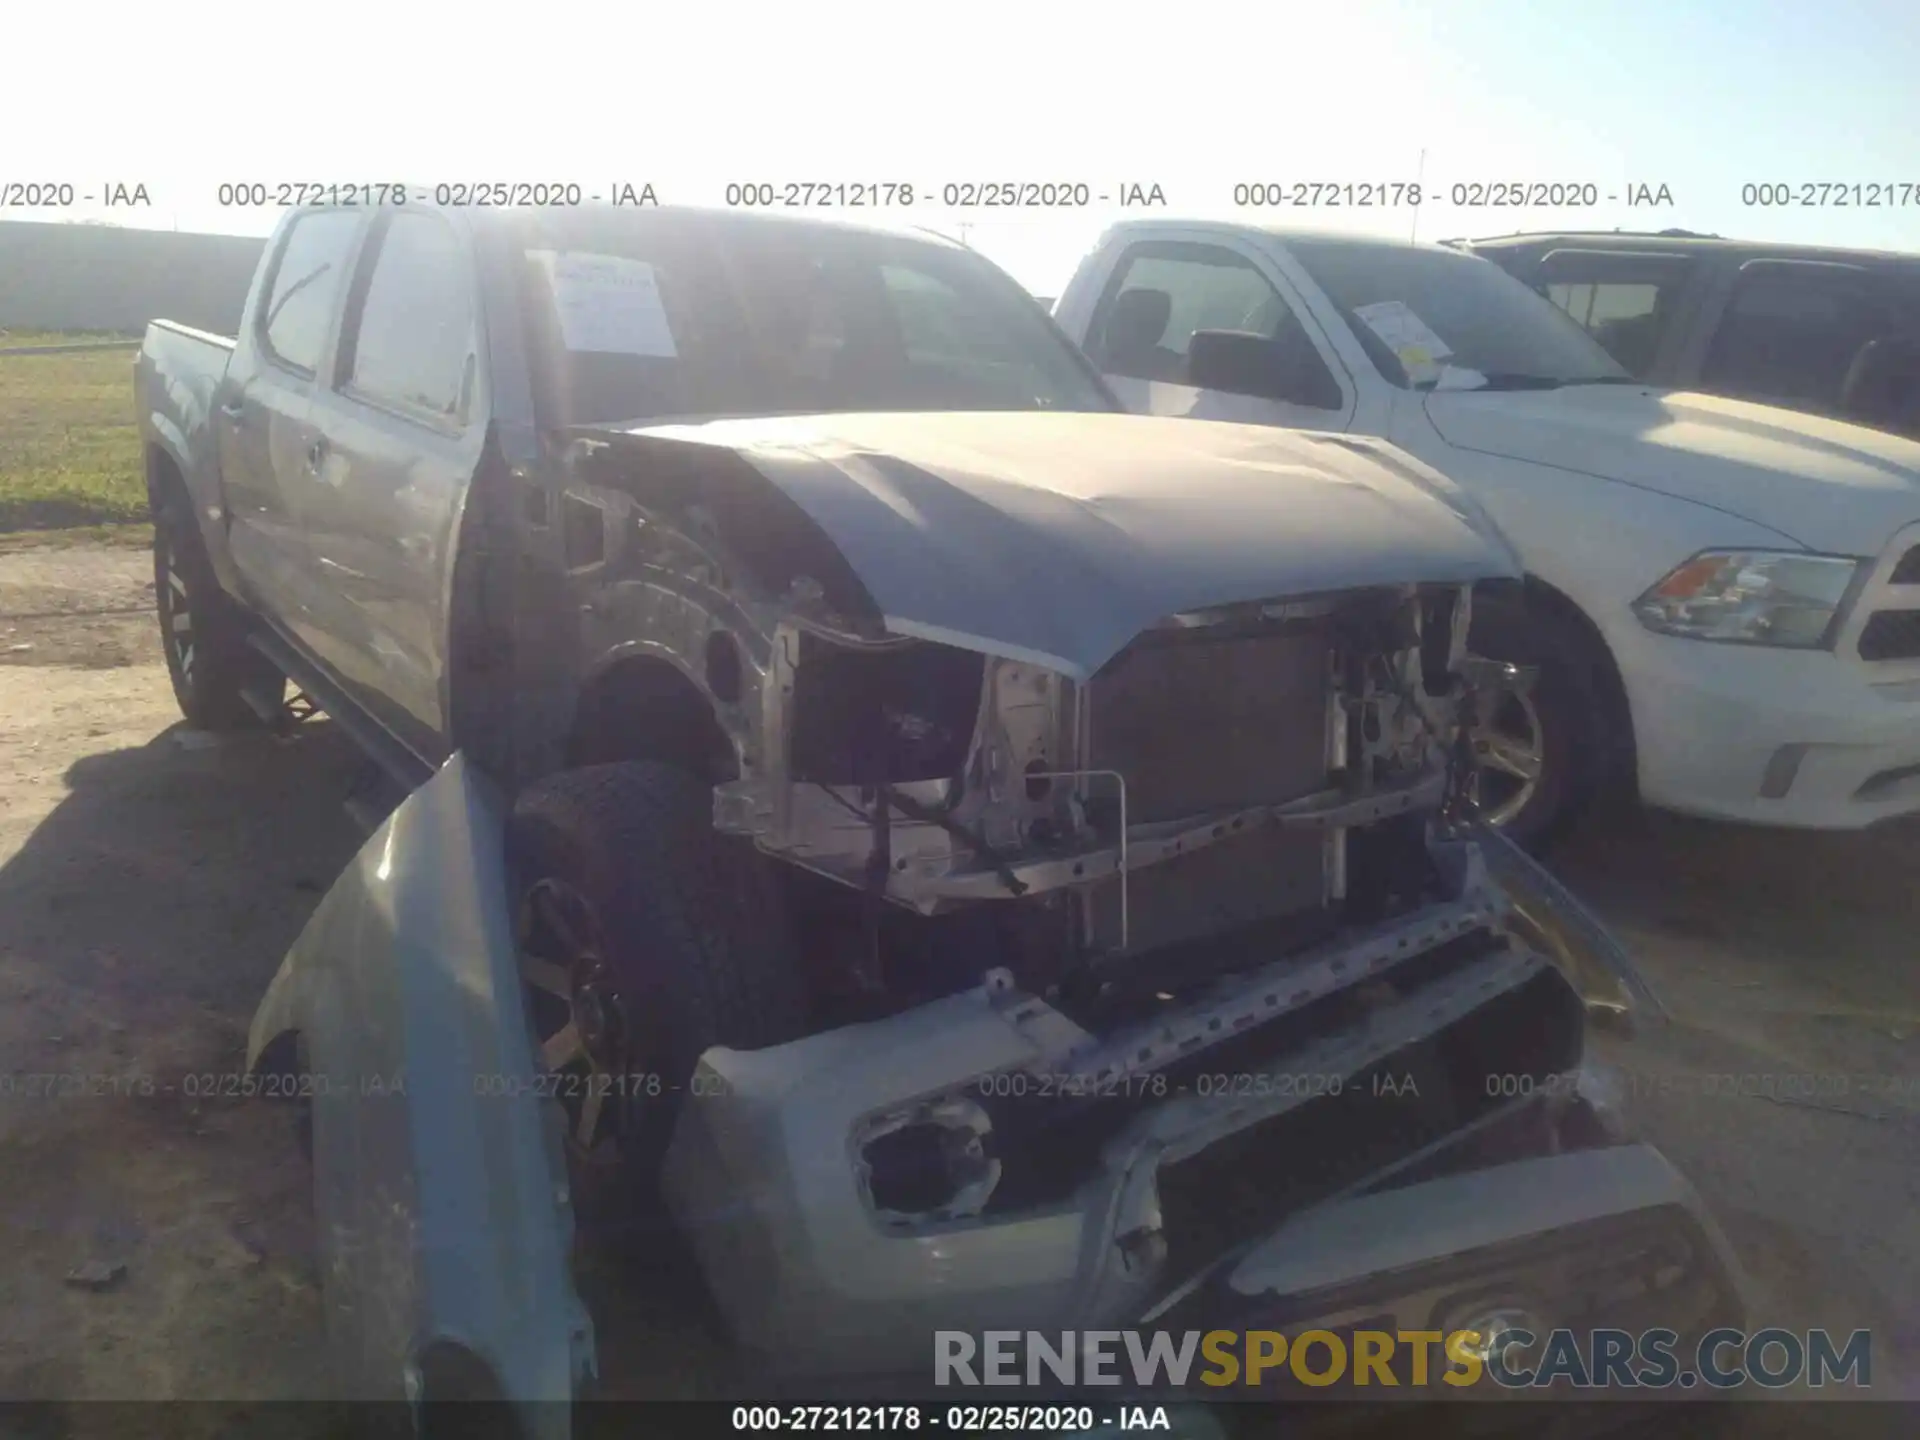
[135, 201, 1747, 1425]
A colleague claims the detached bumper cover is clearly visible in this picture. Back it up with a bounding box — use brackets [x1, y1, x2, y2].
[662, 895, 1592, 1379]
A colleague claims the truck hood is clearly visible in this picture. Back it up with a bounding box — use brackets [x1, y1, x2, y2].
[1424, 386, 1920, 555]
[603, 410, 1518, 680]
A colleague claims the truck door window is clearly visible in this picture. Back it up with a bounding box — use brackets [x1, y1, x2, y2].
[340, 212, 475, 424]
[1088, 242, 1342, 408]
[258, 211, 364, 376]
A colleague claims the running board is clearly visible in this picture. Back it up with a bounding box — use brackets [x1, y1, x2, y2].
[238, 681, 320, 730]
[243, 628, 434, 794]
[239, 681, 285, 727]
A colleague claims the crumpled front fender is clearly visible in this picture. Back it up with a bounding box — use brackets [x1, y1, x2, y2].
[247, 754, 595, 1430]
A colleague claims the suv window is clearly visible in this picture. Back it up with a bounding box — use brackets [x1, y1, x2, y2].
[1700, 264, 1895, 415]
[342, 212, 475, 422]
[1088, 242, 1342, 408]
[1546, 281, 1666, 375]
[259, 211, 363, 375]
[1536, 261, 1689, 380]
[517, 212, 1115, 426]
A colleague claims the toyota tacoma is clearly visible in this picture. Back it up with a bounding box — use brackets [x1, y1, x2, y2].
[134, 201, 1745, 1432]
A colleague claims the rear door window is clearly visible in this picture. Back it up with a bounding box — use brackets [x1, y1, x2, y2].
[258, 211, 364, 376]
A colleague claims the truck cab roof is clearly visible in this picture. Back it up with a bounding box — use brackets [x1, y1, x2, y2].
[355, 195, 968, 250]
[1091, 216, 1466, 257]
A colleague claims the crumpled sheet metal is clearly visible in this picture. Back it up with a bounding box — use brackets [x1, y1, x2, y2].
[598, 410, 1521, 679]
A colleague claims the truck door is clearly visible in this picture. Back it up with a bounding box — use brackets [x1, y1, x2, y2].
[1075, 234, 1356, 433]
[216, 209, 367, 631]
[298, 206, 487, 760]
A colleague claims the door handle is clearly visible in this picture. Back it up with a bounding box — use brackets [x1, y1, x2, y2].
[218, 399, 246, 421]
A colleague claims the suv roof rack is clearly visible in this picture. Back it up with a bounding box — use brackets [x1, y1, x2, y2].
[1463, 227, 1725, 244]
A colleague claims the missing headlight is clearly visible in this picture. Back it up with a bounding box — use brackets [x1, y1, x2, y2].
[857, 1096, 1001, 1224]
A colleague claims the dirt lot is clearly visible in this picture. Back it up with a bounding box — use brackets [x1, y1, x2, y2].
[1, 541, 1917, 1407]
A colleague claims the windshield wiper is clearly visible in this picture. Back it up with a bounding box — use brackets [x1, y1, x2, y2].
[1457, 373, 1568, 392]
[1416, 372, 1643, 394]
[1409, 369, 1560, 393]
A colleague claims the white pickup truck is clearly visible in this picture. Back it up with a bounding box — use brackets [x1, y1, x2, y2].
[1053, 223, 1920, 842]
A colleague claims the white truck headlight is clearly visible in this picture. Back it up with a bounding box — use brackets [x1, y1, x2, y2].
[1631, 551, 1858, 647]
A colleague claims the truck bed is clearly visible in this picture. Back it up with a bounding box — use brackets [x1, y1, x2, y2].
[135, 319, 241, 591]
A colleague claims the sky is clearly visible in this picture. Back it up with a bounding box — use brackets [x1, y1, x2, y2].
[4, 0, 1918, 295]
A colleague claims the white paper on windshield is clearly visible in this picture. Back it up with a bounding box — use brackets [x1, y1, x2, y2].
[539, 251, 678, 357]
[1353, 300, 1452, 385]
[1431, 365, 1487, 390]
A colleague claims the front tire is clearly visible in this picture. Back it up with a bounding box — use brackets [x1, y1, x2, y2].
[1466, 597, 1618, 849]
[152, 494, 282, 729]
[506, 762, 809, 1235]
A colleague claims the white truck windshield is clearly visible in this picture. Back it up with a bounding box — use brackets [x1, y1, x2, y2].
[1285, 237, 1635, 392]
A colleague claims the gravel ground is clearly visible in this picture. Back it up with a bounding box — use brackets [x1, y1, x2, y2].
[0, 541, 1915, 1410]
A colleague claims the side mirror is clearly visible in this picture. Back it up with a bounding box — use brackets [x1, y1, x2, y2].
[1188, 328, 1341, 409]
[1188, 329, 1291, 398]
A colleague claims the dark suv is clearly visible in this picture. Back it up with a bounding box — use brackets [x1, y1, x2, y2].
[1460, 230, 1920, 441]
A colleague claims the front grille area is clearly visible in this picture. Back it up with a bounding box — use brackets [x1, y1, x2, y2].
[1087, 623, 1332, 823]
[1888, 544, 1920, 586]
[1159, 1203, 1744, 1385]
[1084, 623, 1333, 955]
[1859, 608, 1920, 661]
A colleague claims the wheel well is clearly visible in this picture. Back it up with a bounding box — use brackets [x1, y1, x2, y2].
[412, 1342, 525, 1436]
[251, 1028, 303, 1083]
[146, 444, 186, 514]
[565, 655, 737, 783]
[1509, 575, 1638, 790]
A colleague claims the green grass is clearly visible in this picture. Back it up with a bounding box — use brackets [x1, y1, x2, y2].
[0, 330, 148, 531]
